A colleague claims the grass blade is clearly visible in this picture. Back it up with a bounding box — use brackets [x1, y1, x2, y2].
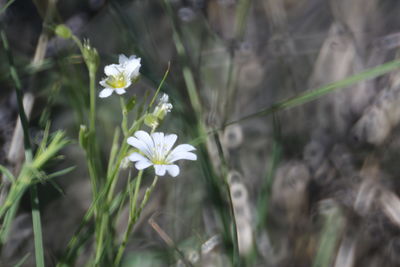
[14, 253, 31, 267]
[226, 58, 400, 126]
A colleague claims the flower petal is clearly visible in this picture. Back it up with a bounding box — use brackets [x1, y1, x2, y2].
[154, 165, 167, 176]
[164, 134, 177, 153]
[115, 88, 127, 95]
[151, 132, 165, 146]
[124, 58, 141, 79]
[135, 159, 152, 170]
[168, 144, 196, 157]
[99, 88, 113, 98]
[127, 137, 152, 157]
[104, 64, 121, 76]
[151, 132, 165, 157]
[99, 79, 107, 87]
[118, 54, 129, 64]
[134, 131, 155, 151]
[128, 152, 147, 162]
[167, 151, 197, 163]
[166, 164, 180, 177]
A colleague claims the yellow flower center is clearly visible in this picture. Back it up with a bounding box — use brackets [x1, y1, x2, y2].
[150, 144, 170, 165]
[106, 74, 127, 89]
[152, 159, 166, 165]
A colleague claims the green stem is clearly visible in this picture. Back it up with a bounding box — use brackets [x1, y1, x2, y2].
[1, 28, 45, 267]
[120, 97, 128, 136]
[96, 117, 146, 265]
[135, 175, 158, 218]
[106, 116, 145, 203]
[147, 62, 171, 109]
[31, 186, 45, 267]
[89, 71, 96, 132]
[114, 171, 144, 267]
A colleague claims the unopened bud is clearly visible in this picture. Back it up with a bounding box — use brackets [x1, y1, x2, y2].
[55, 24, 72, 39]
[78, 125, 89, 149]
[82, 40, 99, 74]
[144, 114, 159, 129]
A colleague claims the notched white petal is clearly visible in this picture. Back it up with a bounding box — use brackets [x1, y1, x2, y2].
[164, 134, 178, 152]
[135, 160, 152, 170]
[125, 61, 140, 77]
[167, 151, 197, 163]
[166, 165, 180, 177]
[134, 131, 154, 149]
[127, 137, 152, 157]
[170, 144, 196, 155]
[99, 88, 113, 98]
[104, 64, 121, 76]
[151, 132, 165, 146]
[127, 137, 140, 147]
[154, 165, 167, 176]
[116, 88, 127, 95]
[119, 54, 129, 64]
[128, 152, 147, 162]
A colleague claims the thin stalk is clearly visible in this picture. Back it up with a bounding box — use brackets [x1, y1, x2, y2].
[188, 58, 400, 147]
[96, 116, 145, 265]
[58, 175, 118, 266]
[225, 58, 400, 126]
[162, 1, 240, 265]
[0, 0, 16, 14]
[148, 62, 171, 109]
[135, 175, 158, 218]
[89, 71, 96, 131]
[234, 0, 252, 40]
[0, 200, 19, 243]
[30, 186, 45, 267]
[120, 97, 129, 136]
[1, 28, 45, 267]
[213, 133, 240, 266]
[107, 128, 121, 178]
[106, 116, 145, 203]
[94, 209, 109, 266]
[114, 171, 144, 266]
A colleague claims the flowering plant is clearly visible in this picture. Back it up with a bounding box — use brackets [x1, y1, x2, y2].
[99, 54, 141, 98]
[128, 130, 196, 177]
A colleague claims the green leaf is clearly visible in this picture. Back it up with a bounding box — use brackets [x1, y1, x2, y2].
[227, 58, 400, 126]
[46, 166, 76, 180]
[14, 253, 30, 267]
[0, 0, 16, 15]
[0, 165, 15, 183]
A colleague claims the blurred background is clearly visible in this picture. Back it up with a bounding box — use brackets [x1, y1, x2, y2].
[2, 0, 400, 266]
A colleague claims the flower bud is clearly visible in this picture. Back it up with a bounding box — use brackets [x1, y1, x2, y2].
[82, 40, 99, 74]
[153, 93, 172, 120]
[78, 125, 89, 149]
[144, 113, 159, 129]
[55, 24, 72, 39]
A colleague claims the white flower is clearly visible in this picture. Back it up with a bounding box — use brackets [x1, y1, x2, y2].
[118, 54, 141, 79]
[99, 54, 141, 98]
[153, 93, 173, 119]
[144, 93, 173, 128]
[127, 130, 197, 177]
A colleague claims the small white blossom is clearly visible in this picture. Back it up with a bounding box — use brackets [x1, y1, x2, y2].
[118, 54, 141, 79]
[127, 130, 196, 177]
[99, 54, 141, 98]
[144, 93, 173, 129]
[154, 93, 173, 119]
